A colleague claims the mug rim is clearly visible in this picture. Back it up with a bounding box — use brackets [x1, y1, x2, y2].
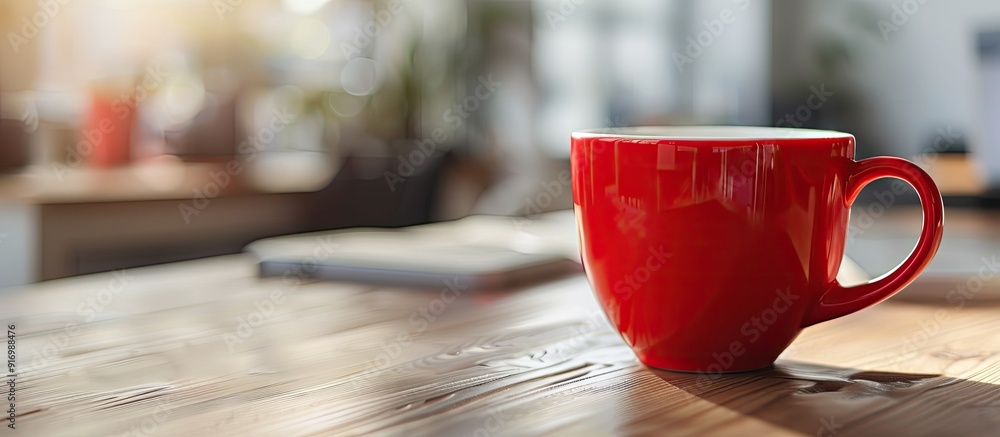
[572, 126, 854, 141]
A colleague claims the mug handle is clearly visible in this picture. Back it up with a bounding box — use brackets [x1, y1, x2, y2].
[802, 157, 944, 327]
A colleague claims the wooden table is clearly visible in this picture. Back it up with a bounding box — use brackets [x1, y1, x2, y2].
[2, 221, 1000, 436]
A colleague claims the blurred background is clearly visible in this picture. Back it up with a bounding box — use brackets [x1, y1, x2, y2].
[1, 0, 998, 287]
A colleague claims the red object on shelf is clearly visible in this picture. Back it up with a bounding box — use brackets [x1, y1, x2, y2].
[83, 93, 135, 167]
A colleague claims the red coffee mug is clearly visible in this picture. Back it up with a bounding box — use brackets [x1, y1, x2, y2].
[571, 126, 943, 373]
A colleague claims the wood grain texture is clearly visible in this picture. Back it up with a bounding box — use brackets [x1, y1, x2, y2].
[2, 248, 999, 436]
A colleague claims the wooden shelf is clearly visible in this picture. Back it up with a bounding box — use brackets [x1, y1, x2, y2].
[0, 158, 326, 204]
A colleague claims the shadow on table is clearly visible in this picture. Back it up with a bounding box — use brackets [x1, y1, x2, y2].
[651, 360, 1000, 435]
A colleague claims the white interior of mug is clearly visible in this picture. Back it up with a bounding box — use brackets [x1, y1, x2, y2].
[572, 126, 854, 140]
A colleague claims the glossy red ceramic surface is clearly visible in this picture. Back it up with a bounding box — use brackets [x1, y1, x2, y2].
[571, 127, 944, 373]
